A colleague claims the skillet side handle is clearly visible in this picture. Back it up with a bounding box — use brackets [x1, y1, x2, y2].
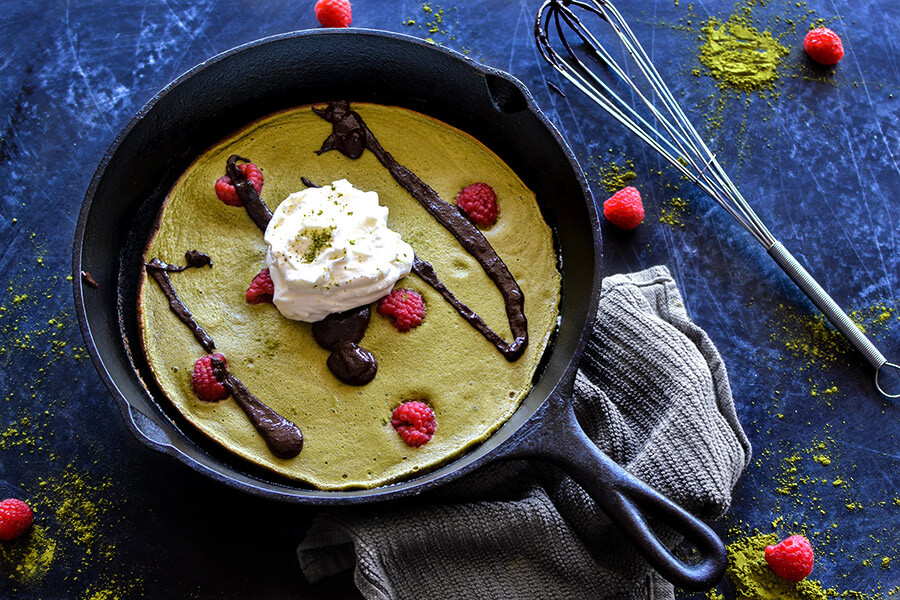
[515, 399, 727, 591]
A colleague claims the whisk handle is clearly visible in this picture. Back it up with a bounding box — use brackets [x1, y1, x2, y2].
[767, 241, 889, 372]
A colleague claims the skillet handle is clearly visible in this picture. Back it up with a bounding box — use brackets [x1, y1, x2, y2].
[510, 398, 727, 591]
[125, 402, 177, 451]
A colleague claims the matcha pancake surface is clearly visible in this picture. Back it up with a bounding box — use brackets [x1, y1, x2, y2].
[139, 103, 561, 489]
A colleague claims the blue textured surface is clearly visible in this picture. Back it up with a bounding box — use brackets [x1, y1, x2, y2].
[0, 0, 897, 598]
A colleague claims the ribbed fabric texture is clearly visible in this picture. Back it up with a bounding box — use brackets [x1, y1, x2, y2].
[297, 266, 751, 600]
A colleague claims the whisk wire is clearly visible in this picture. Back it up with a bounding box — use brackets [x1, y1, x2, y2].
[539, 0, 776, 245]
[535, 0, 895, 394]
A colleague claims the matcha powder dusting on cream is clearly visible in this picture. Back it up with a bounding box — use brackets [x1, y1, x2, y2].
[700, 13, 789, 91]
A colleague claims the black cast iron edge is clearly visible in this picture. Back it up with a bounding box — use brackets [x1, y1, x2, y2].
[72, 26, 592, 503]
[72, 29, 726, 590]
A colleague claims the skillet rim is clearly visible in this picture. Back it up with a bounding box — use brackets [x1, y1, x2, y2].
[72, 28, 602, 503]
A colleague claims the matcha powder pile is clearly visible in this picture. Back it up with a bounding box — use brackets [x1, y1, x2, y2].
[700, 13, 790, 91]
[727, 533, 828, 600]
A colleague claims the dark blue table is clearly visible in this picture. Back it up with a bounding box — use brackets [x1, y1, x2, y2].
[1, 1, 897, 598]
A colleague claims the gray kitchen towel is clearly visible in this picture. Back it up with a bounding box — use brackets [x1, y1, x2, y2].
[297, 266, 751, 600]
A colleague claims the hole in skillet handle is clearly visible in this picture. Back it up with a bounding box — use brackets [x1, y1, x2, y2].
[485, 74, 528, 113]
[505, 397, 728, 591]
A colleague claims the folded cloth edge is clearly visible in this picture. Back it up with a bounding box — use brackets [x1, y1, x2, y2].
[297, 265, 751, 599]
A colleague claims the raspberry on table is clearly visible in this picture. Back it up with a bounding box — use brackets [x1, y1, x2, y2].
[0, 498, 34, 541]
[192, 353, 230, 402]
[246, 268, 275, 305]
[765, 535, 814, 582]
[803, 28, 844, 65]
[315, 0, 352, 28]
[455, 182, 499, 228]
[391, 401, 437, 447]
[377, 288, 425, 332]
[603, 186, 644, 230]
[214, 162, 264, 206]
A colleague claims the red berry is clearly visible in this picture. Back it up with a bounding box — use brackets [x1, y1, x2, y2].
[246, 268, 274, 305]
[315, 0, 352, 28]
[803, 28, 844, 65]
[214, 163, 264, 206]
[455, 182, 499, 228]
[391, 401, 436, 447]
[603, 186, 644, 230]
[0, 498, 33, 541]
[765, 535, 814, 582]
[377, 288, 426, 332]
[191, 353, 230, 402]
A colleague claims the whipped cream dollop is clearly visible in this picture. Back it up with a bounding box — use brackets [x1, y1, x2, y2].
[264, 179, 414, 322]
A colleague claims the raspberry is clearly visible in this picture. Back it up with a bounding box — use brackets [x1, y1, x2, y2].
[391, 401, 436, 447]
[191, 353, 230, 402]
[0, 498, 33, 541]
[803, 28, 844, 65]
[765, 535, 814, 582]
[246, 268, 274, 305]
[603, 186, 644, 230]
[214, 163, 264, 206]
[377, 288, 425, 332]
[315, 0, 352, 28]
[455, 182, 499, 228]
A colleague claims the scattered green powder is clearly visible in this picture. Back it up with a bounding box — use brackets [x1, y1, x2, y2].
[597, 158, 637, 193]
[659, 196, 689, 227]
[769, 301, 898, 395]
[813, 454, 831, 466]
[405, 4, 457, 43]
[775, 453, 802, 495]
[699, 13, 790, 91]
[31, 464, 116, 563]
[772, 304, 850, 369]
[849, 304, 898, 334]
[883, 557, 892, 569]
[0, 525, 57, 584]
[81, 574, 143, 600]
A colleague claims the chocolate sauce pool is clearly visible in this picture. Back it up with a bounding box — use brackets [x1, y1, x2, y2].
[145, 252, 303, 458]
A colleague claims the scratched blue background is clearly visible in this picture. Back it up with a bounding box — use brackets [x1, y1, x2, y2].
[0, 0, 897, 598]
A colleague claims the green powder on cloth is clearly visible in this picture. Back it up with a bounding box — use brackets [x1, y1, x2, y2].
[699, 13, 789, 91]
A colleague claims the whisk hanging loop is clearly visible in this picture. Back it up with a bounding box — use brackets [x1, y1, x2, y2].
[535, 0, 897, 397]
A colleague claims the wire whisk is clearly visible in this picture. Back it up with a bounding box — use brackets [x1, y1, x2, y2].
[535, 0, 899, 398]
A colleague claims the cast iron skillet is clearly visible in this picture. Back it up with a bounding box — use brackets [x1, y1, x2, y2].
[73, 29, 726, 590]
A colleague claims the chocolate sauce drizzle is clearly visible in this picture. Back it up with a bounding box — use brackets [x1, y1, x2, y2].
[211, 357, 304, 458]
[145, 255, 216, 353]
[227, 155, 273, 230]
[145, 252, 303, 459]
[313, 101, 529, 361]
